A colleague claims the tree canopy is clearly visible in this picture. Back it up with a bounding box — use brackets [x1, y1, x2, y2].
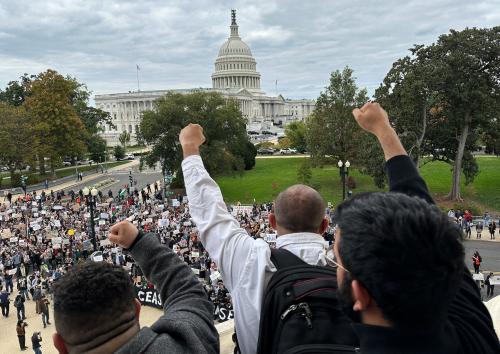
[140, 90, 255, 183]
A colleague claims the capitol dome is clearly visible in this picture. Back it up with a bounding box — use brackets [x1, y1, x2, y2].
[212, 10, 262, 93]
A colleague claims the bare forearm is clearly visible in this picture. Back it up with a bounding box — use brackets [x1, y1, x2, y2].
[376, 127, 407, 161]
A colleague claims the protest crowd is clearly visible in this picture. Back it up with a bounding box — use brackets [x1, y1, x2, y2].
[0, 102, 499, 354]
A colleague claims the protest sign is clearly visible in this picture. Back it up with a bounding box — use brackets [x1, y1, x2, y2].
[32, 224, 41, 231]
[210, 271, 221, 282]
[100, 213, 109, 219]
[191, 268, 200, 275]
[473, 273, 485, 281]
[52, 220, 61, 227]
[490, 276, 500, 285]
[99, 220, 106, 225]
[68, 229, 75, 236]
[53, 205, 64, 210]
[10, 237, 19, 243]
[53, 237, 62, 245]
[1, 229, 12, 239]
[191, 251, 200, 258]
[158, 219, 169, 228]
[100, 239, 111, 246]
[171, 199, 180, 207]
[8, 269, 17, 275]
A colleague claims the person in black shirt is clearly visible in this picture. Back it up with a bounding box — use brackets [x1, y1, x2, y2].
[332, 103, 499, 354]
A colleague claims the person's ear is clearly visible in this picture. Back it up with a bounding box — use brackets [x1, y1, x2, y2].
[53, 333, 69, 354]
[269, 213, 277, 230]
[351, 279, 372, 312]
[318, 217, 329, 235]
[134, 298, 141, 320]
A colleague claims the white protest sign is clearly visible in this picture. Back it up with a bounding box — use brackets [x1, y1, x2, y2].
[210, 271, 221, 281]
[100, 213, 109, 219]
[489, 276, 500, 285]
[100, 239, 111, 246]
[8, 269, 17, 275]
[99, 220, 106, 225]
[146, 218, 153, 224]
[10, 237, 18, 243]
[52, 220, 61, 227]
[172, 200, 180, 207]
[191, 268, 200, 275]
[53, 237, 62, 245]
[37, 236, 43, 243]
[158, 219, 169, 228]
[32, 224, 41, 231]
[182, 196, 188, 204]
[264, 233, 277, 243]
[191, 251, 200, 258]
[53, 205, 64, 210]
[33, 213, 39, 218]
[473, 273, 485, 281]
[21, 206, 27, 211]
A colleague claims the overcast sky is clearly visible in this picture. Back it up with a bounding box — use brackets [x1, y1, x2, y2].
[1, 0, 499, 102]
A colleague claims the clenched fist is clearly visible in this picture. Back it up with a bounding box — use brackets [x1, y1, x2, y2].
[352, 102, 391, 137]
[108, 221, 139, 249]
[179, 123, 206, 158]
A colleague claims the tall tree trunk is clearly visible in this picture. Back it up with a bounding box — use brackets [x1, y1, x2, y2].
[449, 116, 470, 201]
[38, 155, 46, 176]
[413, 103, 428, 166]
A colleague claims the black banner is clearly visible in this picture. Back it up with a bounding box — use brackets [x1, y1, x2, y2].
[134, 286, 163, 309]
[214, 304, 234, 322]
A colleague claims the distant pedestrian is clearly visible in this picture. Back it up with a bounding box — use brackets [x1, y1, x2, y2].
[39, 295, 50, 328]
[6, 191, 12, 204]
[31, 332, 42, 354]
[472, 250, 482, 274]
[44, 180, 48, 189]
[14, 294, 26, 320]
[0, 287, 10, 317]
[476, 222, 483, 239]
[16, 320, 28, 351]
[488, 221, 496, 240]
[465, 221, 472, 239]
[485, 272, 495, 297]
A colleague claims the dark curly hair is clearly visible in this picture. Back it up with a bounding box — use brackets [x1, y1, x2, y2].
[53, 261, 136, 338]
[334, 192, 464, 329]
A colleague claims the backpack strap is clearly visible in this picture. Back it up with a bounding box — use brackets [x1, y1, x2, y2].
[270, 248, 307, 270]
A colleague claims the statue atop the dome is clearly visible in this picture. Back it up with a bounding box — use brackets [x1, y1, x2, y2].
[231, 9, 236, 25]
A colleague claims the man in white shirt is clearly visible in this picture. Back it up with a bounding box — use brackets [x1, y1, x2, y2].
[180, 124, 332, 354]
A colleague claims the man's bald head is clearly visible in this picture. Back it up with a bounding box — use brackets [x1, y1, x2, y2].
[274, 184, 326, 234]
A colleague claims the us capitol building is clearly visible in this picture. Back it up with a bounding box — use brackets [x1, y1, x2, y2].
[95, 10, 315, 146]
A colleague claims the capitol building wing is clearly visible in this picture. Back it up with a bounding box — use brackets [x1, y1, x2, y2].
[95, 10, 315, 146]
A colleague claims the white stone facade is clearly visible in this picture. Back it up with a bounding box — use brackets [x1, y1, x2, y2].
[95, 10, 315, 146]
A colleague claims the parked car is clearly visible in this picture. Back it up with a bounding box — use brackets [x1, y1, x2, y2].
[62, 160, 72, 167]
[125, 153, 135, 160]
[279, 148, 297, 155]
[77, 159, 94, 165]
[257, 148, 275, 155]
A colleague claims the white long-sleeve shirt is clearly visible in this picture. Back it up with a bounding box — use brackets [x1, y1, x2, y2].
[182, 155, 329, 354]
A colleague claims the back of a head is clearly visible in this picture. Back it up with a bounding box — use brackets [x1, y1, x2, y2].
[274, 184, 325, 233]
[53, 261, 136, 346]
[334, 192, 464, 329]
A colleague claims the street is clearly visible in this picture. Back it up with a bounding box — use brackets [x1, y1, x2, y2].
[464, 239, 500, 273]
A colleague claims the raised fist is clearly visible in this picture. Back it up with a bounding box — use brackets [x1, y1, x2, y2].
[108, 220, 139, 249]
[352, 102, 391, 137]
[179, 123, 206, 149]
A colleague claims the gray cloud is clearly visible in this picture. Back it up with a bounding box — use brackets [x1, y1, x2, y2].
[0, 0, 498, 101]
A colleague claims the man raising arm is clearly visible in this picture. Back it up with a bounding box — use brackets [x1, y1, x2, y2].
[52, 221, 219, 354]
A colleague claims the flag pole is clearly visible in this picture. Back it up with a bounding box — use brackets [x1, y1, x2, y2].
[136, 64, 140, 92]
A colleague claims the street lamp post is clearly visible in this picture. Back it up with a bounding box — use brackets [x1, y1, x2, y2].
[83, 187, 99, 251]
[337, 160, 350, 201]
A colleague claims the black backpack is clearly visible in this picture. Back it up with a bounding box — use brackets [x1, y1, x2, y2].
[256, 248, 359, 354]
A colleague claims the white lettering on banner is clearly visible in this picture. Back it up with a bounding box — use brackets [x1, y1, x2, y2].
[146, 292, 152, 302]
[138, 291, 145, 302]
[489, 276, 500, 285]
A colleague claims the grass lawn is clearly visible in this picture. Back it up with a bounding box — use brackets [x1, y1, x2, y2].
[216, 156, 500, 212]
[0, 161, 128, 188]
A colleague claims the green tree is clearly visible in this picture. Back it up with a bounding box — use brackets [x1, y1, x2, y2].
[297, 159, 312, 185]
[0, 103, 36, 180]
[285, 121, 307, 153]
[114, 145, 126, 160]
[140, 91, 252, 182]
[88, 135, 107, 162]
[119, 131, 131, 148]
[24, 69, 87, 176]
[0, 74, 34, 106]
[306, 67, 368, 166]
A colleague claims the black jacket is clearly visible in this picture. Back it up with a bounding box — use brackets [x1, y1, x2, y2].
[354, 155, 500, 354]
